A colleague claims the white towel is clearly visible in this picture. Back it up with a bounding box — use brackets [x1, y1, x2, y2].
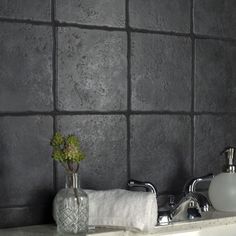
[85, 189, 157, 232]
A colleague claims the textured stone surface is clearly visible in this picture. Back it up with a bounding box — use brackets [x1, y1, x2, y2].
[130, 115, 192, 194]
[1, 0, 236, 229]
[129, 0, 190, 33]
[56, 0, 125, 27]
[0, 206, 53, 228]
[195, 39, 236, 112]
[57, 27, 127, 111]
[56, 115, 127, 190]
[194, 0, 236, 38]
[194, 115, 236, 176]
[0, 0, 51, 21]
[0, 116, 53, 207]
[0, 23, 53, 112]
[131, 33, 191, 111]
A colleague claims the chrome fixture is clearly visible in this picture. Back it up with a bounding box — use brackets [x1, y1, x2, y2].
[127, 173, 214, 226]
[184, 173, 214, 213]
[157, 192, 202, 225]
[128, 179, 157, 195]
[184, 173, 214, 193]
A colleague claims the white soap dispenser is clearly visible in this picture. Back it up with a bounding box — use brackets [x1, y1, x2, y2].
[209, 147, 236, 212]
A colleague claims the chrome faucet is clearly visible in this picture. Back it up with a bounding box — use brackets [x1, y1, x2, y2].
[184, 173, 214, 213]
[157, 193, 202, 225]
[127, 173, 214, 226]
[127, 179, 157, 195]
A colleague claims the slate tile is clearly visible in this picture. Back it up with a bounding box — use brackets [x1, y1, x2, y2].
[194, 115, 236, 176]
[194, 0, 236, 38]
[56, 0, 125, 27]
[0, 206, 53, 228]
[0, 23, 53, 112]
[56, 115, 127, 190]
[195, 39, 236, 112]
[0, 0, 51, 21]
[130, 115, 192, 194]
[129, 0, 190, 33]
[131, 33, 191, 111]
[0, 116, 53, 207]
[57, 27, 127, 111]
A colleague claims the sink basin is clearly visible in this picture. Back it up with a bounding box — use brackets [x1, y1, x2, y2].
[160, 223, 236, 236]
[200, 223, 236, 236]
[149, 211, 236, 236]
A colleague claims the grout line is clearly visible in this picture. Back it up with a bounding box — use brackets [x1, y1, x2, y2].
[126, 115, 131, 183]
[131, 27, 190, 37]
[126, 0, 131, 183]
[130, 111, 190, 115]
[194, 34, 236, 43]
[0, 17, 236, 42]
[191, 38, 196, 177]
[194, 112, 236, 115]
[1, 16, 236, 42]
[0, 111, 126, 116]
[0, 17, 51, 25]
[190, 0, 195, 177]
[1, 111, 236, 116]
[51, 0, 57, 193]
[56, 21, 125, 31]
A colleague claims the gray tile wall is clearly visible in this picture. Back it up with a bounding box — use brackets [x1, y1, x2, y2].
[0, 0, 235, 228]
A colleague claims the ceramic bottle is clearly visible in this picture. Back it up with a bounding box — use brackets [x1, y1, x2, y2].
[209, 147, 236, 212]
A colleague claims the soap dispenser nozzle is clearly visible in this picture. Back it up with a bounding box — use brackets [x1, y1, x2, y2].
[222, 147, 236, 173]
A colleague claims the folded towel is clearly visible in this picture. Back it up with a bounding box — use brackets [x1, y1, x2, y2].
[85, 189, 157, 232]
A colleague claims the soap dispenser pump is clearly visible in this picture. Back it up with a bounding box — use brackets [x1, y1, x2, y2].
[209, 147, 236, 212]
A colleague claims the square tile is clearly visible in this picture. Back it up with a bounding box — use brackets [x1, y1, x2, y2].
[56, 115, 127, 190]
[194, 115, 236, 176]
[0, 0, 51, 21]
[130, 115, 192, 194]
[195, 39, 236, 112]
[129, 0, 190, 33]
[131, 33, 191, 111]
[57, 27, 127, 111]
[56, 0, 125, 27]
[0, 116, 53, 207]
[194, 0, 236, 38]
[0, 23, 53, 112]
[0, 206, 52, 228]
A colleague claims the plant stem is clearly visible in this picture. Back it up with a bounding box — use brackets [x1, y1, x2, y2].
[66, 161, 80, 210]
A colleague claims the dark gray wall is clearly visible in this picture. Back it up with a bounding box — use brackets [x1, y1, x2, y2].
[0, 0, 236, 228]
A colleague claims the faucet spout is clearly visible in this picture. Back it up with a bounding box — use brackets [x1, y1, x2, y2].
[184, 173, 214, 194]
[183, 173, 214, 212]
[170, 193, 201, 222]
[127, 179, 158, 196]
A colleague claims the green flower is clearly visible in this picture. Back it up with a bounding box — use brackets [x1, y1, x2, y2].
[52, 148, 64, 162]
[66, 135, 80, 147]
[50, 132, 85, 165]
[64, 143, 85, 163]
[50, 132, 64, 147]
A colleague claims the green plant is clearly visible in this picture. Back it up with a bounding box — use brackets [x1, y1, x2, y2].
[50, 132, 85, 173]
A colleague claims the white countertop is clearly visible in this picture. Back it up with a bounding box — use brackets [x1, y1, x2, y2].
[146, 211, 236, 235]
[1, 211, 236, 236]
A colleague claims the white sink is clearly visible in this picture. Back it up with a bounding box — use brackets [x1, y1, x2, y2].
[150, 224, 236, 236]
[198, 223, 236, 236]
[148, 211, 236, 236]
[160, 223, 236, 236]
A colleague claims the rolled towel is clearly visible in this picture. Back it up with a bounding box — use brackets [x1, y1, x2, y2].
[85, 189, 157, 232]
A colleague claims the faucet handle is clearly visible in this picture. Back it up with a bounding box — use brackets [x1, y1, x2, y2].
[127, 179, 158, 196]
[184, 173, 214, 194]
